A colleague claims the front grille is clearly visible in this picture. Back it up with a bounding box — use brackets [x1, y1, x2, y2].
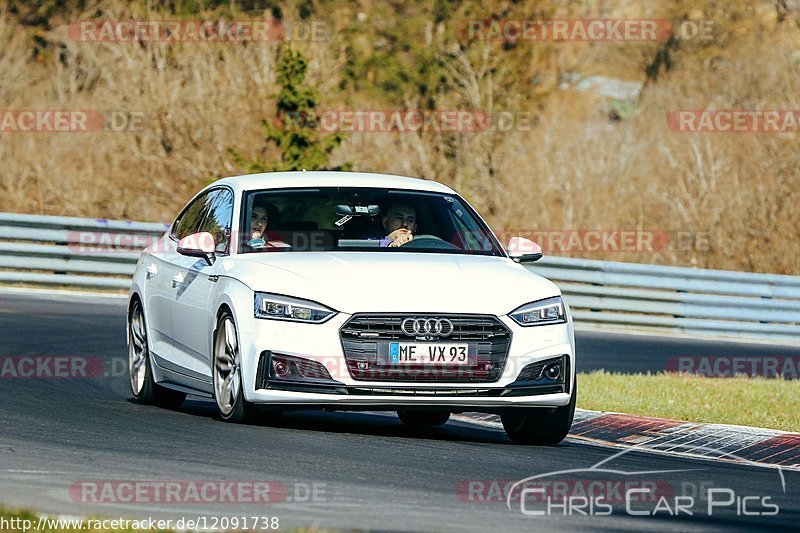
[340, 314, 511, 382]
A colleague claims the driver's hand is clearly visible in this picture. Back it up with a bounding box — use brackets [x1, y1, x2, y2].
[389, 232, 413, 247]
[387, 228, 411, 241]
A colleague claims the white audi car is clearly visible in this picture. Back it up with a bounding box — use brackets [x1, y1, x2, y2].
[128, 171, 576, 444]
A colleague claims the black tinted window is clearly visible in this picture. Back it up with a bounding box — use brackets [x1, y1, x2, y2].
[240, 187, 501, 255]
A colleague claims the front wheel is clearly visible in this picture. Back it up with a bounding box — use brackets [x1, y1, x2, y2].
[212, 312, 257, 423]
[397, 410, 451, 428]
[501, 384, 576, 445]
[128, 299, 186, 409]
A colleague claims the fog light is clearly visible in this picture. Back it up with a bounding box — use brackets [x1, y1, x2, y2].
[544, 364, 561, 380]
[357, 362, 369, 370]
[268, 353, 334, 381]
[273, 360, 289, 377]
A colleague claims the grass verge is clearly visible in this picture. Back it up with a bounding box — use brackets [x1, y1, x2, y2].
[577, 371, 800, 432]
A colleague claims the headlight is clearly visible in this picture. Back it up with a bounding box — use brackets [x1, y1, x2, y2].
[509, 296, 566, 326]
[254, 293, 337, 323]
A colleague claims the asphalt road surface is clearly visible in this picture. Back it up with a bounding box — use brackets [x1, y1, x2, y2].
[0, 291, 797, 531]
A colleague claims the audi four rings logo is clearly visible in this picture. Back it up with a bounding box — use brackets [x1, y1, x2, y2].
[401, 318, 454, 337]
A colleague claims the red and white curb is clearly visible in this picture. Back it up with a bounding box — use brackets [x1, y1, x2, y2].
[456, 409, 800, 470]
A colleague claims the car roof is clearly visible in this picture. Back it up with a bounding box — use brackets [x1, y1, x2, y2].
[211, 171, 456, 195]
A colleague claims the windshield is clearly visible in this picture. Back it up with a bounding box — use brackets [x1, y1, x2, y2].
[239, 187, 503, 256]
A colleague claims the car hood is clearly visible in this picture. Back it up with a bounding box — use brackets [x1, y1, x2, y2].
[222, 252, 561, 315]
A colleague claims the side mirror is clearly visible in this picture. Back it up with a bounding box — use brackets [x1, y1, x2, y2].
[177, 232, 216, 266]
[507, 236, 543, 263]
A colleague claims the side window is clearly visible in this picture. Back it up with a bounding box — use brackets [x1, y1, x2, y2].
[448, 210, 490, 251]
[199, 189, 234, 254]
[171, 191, 213, 240]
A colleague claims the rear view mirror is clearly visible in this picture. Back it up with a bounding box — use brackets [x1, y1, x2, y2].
[335, 204, 380, 216]
[507, 236, 543, 263]
[177, 232, 216, 265]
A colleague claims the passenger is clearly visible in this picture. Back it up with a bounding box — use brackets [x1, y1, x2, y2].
[247, 199, 280, 248]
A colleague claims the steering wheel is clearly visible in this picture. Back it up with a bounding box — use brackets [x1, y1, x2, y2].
[399, 234, 461, 250]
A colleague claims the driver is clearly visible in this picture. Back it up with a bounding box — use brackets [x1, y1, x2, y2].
[380, 203, 417, 247]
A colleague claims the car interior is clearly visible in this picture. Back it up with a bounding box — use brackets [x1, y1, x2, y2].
[239, 190, 490, 254]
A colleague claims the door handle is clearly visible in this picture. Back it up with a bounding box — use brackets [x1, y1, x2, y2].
[171, 272, 185, 288]
[145, 263, 158, 279]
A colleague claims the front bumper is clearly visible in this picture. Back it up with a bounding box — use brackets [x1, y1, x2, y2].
[238, 312, 575, 409]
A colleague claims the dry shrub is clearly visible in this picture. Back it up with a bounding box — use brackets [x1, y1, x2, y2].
[333, 2, 800, 274]
[0, 0, 798, 274]
[0, 1, 283, 220]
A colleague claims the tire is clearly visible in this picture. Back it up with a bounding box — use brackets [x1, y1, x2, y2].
[212, 311, 257, 423]
[397, 410, 451, 428]
[501, 383, 577, 445]
[128, 299, 186, 409]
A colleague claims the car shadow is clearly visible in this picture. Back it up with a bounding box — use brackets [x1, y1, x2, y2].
[173, 397, 574, 448]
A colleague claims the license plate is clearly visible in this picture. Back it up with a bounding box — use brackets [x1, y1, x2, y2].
[388, 342, 470, 365]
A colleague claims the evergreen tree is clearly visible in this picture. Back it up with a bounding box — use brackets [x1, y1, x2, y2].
[230, 48, 350, 172]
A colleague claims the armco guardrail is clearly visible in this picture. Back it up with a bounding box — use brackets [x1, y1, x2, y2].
[1, 212, 798, 343]
[537, 257, 800, 343]
[0, 212, 167, 290]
